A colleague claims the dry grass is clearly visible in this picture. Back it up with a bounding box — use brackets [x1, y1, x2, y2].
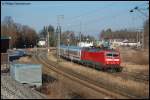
[119, 47, 149, 74]
[40, 67, 75, 99]
[60, 62, 149, 97]
[59, 76, 107, 99]
[17, 56, 33, 63]
[119, 47, 149, 65]
[121, 63, 149, 73]
[38, 72, 89, 99]
[47, 51, 149, 98]
[41, 63, 107, 99]
[36, 72, 69, 99]
[43, 81, 66, 99]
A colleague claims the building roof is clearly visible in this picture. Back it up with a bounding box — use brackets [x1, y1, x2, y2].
[11, 63, 42, 68]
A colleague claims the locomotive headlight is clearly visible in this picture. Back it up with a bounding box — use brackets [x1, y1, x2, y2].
[114, 59, 119, 61]
[106, 59, 113, 61]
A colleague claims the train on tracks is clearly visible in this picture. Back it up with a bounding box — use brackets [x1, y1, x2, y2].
[59, 45, 122, 72]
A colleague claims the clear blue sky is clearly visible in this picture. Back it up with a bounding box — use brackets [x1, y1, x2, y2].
[1, 1, 149, 39]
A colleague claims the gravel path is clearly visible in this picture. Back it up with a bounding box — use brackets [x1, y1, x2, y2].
[1, 75, 47, 99]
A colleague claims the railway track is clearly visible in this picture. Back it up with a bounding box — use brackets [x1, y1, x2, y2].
[32, 51, 148, 99]
[1, 85, 23, 99]
[110, 72, 149, 84]
[33, 55, 124, 99]
[1, 75, 47, 99]
[1, 75, 28, 99]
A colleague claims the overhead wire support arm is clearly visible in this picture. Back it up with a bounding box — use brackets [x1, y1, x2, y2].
[57, 15, 64, 62]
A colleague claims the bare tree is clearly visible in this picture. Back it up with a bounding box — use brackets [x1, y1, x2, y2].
[144, 19, 149, 49]
[39, 25, 55, 46]
[1, 16, 38, 48]
[99, 28, 138, 42]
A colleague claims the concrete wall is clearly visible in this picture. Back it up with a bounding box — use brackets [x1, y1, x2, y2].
[10, 64, 42, 87]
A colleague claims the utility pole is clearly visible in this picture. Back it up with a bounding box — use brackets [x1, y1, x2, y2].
[130, 3, 148, 49]
[136, 30, 139, 48]
[142, 30, 144, 49]
[47, 26, 50, 53]
[57, 26, 61, 61]
[138, 28, 144, 49]
[79, 21, 82, 43]
[56, 26, 58, 61]
[36, 39, 38, 55]
[136, 31, 138, 43]
[67, 38, 70, 58]
[57, 15, 64, 62]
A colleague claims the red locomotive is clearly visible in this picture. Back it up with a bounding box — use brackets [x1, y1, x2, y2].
[60, 45, 122, 72]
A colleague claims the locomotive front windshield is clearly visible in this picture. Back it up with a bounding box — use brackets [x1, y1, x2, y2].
[106, 53, 119, 57]
[113, 53, 119, 57]
[106, 53, 112, 57]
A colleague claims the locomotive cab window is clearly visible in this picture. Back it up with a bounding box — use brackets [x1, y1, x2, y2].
[106, 53, 119, 57]
[106, 53, 112, 57]
[113, 54, 119, 57]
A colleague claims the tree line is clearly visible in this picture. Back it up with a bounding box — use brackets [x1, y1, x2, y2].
[39, 27, 96, 46]
[61, 30, 96, 46]
[1, 16, 96, 49]
[99, 19, 149, 49]
[1, 16, 38, 48]
[99, 28, 139, 42]
[2, 16, 148, 49]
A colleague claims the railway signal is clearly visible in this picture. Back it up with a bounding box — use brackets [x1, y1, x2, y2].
[44, 26, 49, 54]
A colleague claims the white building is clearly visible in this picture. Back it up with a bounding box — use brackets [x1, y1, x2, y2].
[38, 40, 46, 47]
[110, 39, 142, 49]
[78, 42, 93, 47]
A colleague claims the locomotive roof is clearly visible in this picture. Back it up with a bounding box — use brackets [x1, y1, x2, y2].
[82, 47, 118, 52]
